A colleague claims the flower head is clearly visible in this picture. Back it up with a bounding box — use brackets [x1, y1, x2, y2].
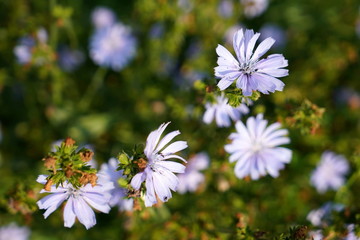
[177, 152, 209, 194]
[225, 114, 292, 179]
[240, 0, 268, 18]
[0, 223, 30, 240]
[203, 94, 251, 127]
[100, 158, 133, 211]
[215, 28, 288, 96]
[259, 24, 287, 49]
[37, 174, 114, 229]
[14, 37, 35, 65]
[57, 46, 84, 72]
[310, 151, 349, 193]
[131, 122, 188, 207]
[91, 7, 116, 29]
[90, 22, 136, 71]
[307, 202, 344, 227]
[218, 0, 233, 18]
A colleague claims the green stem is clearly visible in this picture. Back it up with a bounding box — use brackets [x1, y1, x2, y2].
[49, 0, 58, 49]
[79, 67, 107, 111]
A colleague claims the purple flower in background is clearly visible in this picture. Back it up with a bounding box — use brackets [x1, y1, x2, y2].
[100, 158, 133, 211]
[307, 202, 344, 227]
[0, 223, 30, 240]
[14, 37, 35, 64]
[203, 94, 251, 127]
[177, 152, 210, 194]
[310, 151, 349, 194]
[308, 230, 323, 240]
[131, 122, 188, 207]
[240, 0, 268, 18]
[58, 46, 84, 72]
[215, 28, 288, 96]
[345, 224, 360, 240]
[37, 174, 114, 229]
[225, 114, 292, 179]
[225, 25, 245, 45]
[259, 24, 287, 49]
[149, 23, 165, 39]
[218, 0, 233, 18]
[91, 7, 116, 29]
[90, 22, 136, 71]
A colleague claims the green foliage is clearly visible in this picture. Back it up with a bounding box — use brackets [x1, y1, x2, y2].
[0, 0, 359, 239]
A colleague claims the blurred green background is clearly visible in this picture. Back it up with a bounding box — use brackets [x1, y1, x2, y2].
[0, 0, 359, 239]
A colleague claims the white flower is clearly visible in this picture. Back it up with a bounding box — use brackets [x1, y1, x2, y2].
[90, 22, 136, 71]
[345, 224, 360, 240]
[131, 122, 188, 207]
[14, 37, 34, 65]
[100, 158, 133, 211]
[240, 0, 268, 18]
[37, 175, 114, 229]
[307, 202, 344, 227]
[91, 7, 116, 29]
[225, 114, 292, 179]
[215, 28, 288, 96]
[203, 94, 250, 127]
[0, 223, 30, 240]
[308, 230, 323, 240]
[310, 151, 349, 193]
[177, 152, 209, 194]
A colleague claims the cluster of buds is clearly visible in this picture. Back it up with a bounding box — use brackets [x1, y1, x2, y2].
[41, 137, 97, 190]
[284, 99, 325, 135]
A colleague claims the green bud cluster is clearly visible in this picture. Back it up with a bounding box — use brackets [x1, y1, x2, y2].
[42, 138, 97, 190]
[116, 145, 147, 191]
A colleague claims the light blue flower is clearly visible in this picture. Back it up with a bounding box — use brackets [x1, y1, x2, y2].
[307, 202, 344, 227]
[37, 174, 114, 229]
[215, 28, 288, 96]
[57, 46, 84, 72]
[131, 122, 188, 207]
[90, 22, 136, 71]
[218, 0, 233, 18]
[14, 37, 35, 65]
[91, 7, 116, 29]
[225, 114, 292, 180]
[203, 94, 250, 127]
[177, 152, 209, 194]
[310, 151, 349, 193]
[259, 24, 287, 49]
[99, 158, 133, 211]
[240, 0, 268, 18]
[0, 223, 30, 240]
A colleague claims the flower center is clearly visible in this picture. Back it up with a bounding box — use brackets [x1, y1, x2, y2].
[251, 141, 263, 154]
[239, 61, 257, 75]
[67, 187, 83, 198]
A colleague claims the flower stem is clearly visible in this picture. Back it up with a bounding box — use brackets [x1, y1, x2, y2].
[79, 67, 107, 111]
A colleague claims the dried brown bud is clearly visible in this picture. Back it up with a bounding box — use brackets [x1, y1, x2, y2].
[42, 156, 57, 173]
[133, 198, 142, 211]
[135, 158, 147, 171]
[205, 85, 214, 93]
[44, 179, 53, 191]
[65, 168, 74, 178]
[64, 137, 76, 147]
[79, 150, 94, 162]
[79, 173, 98, 187]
